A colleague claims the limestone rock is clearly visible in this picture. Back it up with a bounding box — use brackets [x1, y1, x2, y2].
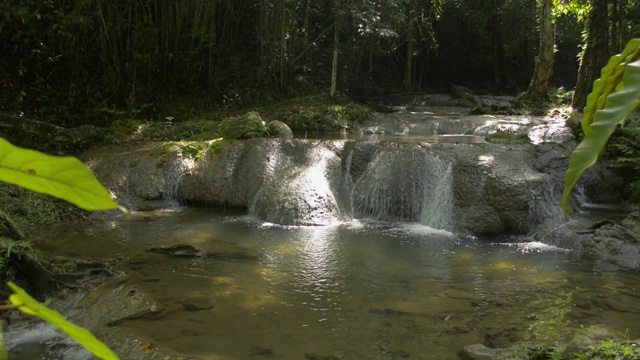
[458, 344, 497, 360]
[451, 85, 477, 108]
[267, 120, 294, 139]
[220, 111, 267, 139]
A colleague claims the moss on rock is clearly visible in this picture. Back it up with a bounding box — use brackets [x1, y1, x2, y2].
[209, 138, 236, 157]
[220, 111, 267, 139]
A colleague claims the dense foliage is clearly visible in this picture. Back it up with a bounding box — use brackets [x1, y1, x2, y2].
[1, 0, 637, 124]
[562, 39, 640, 217]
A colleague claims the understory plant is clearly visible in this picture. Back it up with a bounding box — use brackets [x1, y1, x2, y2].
[0, 137, 122, 359]
[563, 38, 640, 216]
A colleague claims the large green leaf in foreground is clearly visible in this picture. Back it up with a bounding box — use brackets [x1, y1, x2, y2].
[8, 282, 119, 360]
[562, 39, 640, 218]
[0, 137, 121, 211]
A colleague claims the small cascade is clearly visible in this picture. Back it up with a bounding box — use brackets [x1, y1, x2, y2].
[418, 160, 454, 229]
[163, 156, 195, 207]
[350, 145, 455, 230]
[248, 144, 344, 226]
[527, 179, 565, 237]
[341, 147, 356, 216]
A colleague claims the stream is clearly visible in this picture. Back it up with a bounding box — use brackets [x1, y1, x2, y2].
[9, 208, 640, 359]
[5, 98, 639, 359]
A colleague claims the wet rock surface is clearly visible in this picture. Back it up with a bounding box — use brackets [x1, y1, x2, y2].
[85, 101, 637, 259]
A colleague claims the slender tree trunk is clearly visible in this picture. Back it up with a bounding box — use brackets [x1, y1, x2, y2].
[403, 0, 416, 91]
[304, 0, 310, 66]
[331, 20, 338, 98]
[280, 2, 286, 90]
[526, 0, 555, 100]
[489, 0, 505, 89]
[572, 0, 610, 111]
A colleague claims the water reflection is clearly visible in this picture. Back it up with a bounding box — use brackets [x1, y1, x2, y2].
[18, 210, 640, 359]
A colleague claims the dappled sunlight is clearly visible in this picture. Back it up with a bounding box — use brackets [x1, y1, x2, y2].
[210, 276, 234, 286]
[298, 226, 342, 289]
[24, 209, 640, 359]
[452, 250, 477, 262]
[486, 261, 517, 271]
[478, 154, 495, 166]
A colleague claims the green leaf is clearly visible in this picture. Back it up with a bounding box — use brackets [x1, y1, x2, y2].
[0, 319, 7, 360]
[582, 39, 640, 132]
[0, 137, 122, 211]
[562, 40, 640, 218]
[7, 282, 119, 360]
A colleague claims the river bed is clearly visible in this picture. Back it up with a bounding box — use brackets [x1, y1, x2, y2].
[8, 208, 640, 359]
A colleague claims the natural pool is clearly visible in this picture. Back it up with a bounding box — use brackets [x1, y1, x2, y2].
[11, 209, 640, 359]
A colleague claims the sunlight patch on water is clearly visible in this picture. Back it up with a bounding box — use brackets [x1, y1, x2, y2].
[498, 241, 570, 253]
[392, 222, 456, 237]
[21, 209, 640, 359]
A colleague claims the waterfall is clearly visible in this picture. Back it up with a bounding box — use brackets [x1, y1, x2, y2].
[419, 159, 454, 229]
[248, 143, 344, 226]
[350, 145, 454, 230]
[163, 156, 194, 207]
[341, 147, 355, 217]
[527, 178, 565, 236]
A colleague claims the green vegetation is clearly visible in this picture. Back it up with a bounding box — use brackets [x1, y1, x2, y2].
[528, 339, 640, 360]
[155, 141, 215, 167]
[576, 339, 640, 360]
[562, 39, 640, 217]
[0, 138, 121, 212]
[209, 139, 236, 157]
[0, 137, 121, 358]
[220, 111, 267, 139]
[525, 292, 573, 343]
[604, 115, 640, 193]
[0, 185, 86, 231]
[181, 142, 208, 160]
[262, 96, 372, 134]
[0, 238, 33, 271]
[7, 282, 118, 360]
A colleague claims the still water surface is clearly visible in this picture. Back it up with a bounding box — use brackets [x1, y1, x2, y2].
[28, 209, 640, 359]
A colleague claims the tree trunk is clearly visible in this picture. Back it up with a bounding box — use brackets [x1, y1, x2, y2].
[525, 0, 555, 101]
[572, 0, 610, 111]
[331, 20, 339, 98]
[403, 0, 416, 91]
[279, 1, 286, 90]
[489, 0, 505, 89]
[304, 0, 310, 66]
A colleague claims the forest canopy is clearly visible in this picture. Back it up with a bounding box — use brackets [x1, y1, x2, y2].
[0, 0, 638, 122]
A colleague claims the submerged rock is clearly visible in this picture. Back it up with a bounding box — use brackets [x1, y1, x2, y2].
[146, 243, 204, 257]
[146, 240, 258, 260]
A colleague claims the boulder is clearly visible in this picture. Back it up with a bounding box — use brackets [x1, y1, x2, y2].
[451, 85, 477, 108]
[220, 111, 267, 139]
[267, 120, 294, 139]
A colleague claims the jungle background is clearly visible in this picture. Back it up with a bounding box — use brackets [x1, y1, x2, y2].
[1, 0, 638, 130]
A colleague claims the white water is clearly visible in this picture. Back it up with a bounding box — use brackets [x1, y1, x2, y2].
[349, 146, 455, 230]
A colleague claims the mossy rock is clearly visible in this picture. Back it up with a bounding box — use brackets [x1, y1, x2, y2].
[220, 111, 267, 139]
[209, 138, 236, 157]
[181, 142, 208, 160]
[486, 131, 531, 144]
[267, 120, 293, 139]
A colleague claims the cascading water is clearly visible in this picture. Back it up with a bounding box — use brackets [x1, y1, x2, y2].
[419, 159, 454, 229]
[527, 179, 565, 237]
[248, 143, 345, 226]
[349, 144, 455, 230]
[164, 156, 195, 207]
